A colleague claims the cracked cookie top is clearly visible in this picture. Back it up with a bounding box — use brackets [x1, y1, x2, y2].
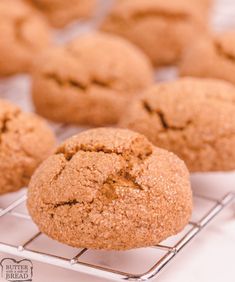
[0, 99, 56, 195]
[32, 32, 154, 126]
[180, 31, 235, 85]
[0, 0, 51, 76]
[119, 78, 235, 172]
[27, 128, 192, 250]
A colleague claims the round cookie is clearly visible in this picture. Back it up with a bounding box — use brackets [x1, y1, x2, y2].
[26, 0, 97, 28]
[0, 99, 56, 195]
[32, 32, 154, 126]
[100, 0, 207, 66]
[27, 128, 192, 250]
[119, 78, 235, 172]
[180, 31, 235, 85]
[0, 0, 51, 76]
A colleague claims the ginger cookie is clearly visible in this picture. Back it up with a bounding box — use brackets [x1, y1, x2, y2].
[27, 128, 192, 250]
[119, 78, 235, 172]
[32, 32, 154, 126]
[0, 0, 51, 76]
[26, 0, 97, 28]
[0, 99, 56, 195]
[180, 31, 235, 85]
[100, 0, 207, 66]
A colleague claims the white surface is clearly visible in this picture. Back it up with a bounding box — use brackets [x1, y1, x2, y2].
[0, 0, 235, 281]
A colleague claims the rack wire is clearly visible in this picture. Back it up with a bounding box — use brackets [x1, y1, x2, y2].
[0, 192, 234, 281]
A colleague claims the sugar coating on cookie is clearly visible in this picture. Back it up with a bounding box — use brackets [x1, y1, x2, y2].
[32, 32, 154, 126]
[0, 99, 56, 195]
[119, 78, 235, 172]
[0, 0, 51, 76]
[26, 0, 97, 28]
[100, 0, 207, 66]
[27, 128, 192, 250]
[180, 31, 235, 85]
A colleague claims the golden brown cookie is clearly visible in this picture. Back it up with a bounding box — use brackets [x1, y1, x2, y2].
[32, 32, 154, 126]
[26, 0, 97, 28]
[27, 128, 192, 250]
[0, 0, 51, 76]
[119, 78, 235, 172]
[0, 99, 56, 195]
[100, 0, 207, 66]
[180, 31, 235, 85]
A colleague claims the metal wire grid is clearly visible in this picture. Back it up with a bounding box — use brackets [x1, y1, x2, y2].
[0, 191, 234, 281]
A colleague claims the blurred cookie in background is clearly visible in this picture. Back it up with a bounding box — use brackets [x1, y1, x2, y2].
[100, 0, 208, 66]
[31, 32, 154, 126]
[0, 99, 56, 195]
[26, 0, 97, 28]
[180, 31, 235, 85]
[0, 0, 52, 77]
[119, 78, 235, 172]
[194, 0, 214, 14]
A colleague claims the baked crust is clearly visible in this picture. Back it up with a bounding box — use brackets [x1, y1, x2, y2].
[119, 78, 235, 172]
[101, 0, 207, 66]
[0, 99, 56, 195]
[0, 0, 51, 76]
[27, 0, 97, 28]
[32, 32, 154, 126]
[180, 31, 235, 85]
[27, 128, 192, 250]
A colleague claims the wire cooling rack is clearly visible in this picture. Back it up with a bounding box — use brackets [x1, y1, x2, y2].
[0, 191, 234, 281]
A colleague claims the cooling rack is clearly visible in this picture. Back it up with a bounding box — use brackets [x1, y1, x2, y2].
[0, 191, 234, 281]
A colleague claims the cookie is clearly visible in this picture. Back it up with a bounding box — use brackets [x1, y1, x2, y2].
[32, 32, 154, 126]
[180, 31, 235, 85]
[199, 0, 213, 9]
[100, 0, 207, 66]
[119, 78, 235, 172]
[193, 0, 213, 14]
[0, 0, 51, 76]
[0, 99, 56, 195]
[27, 128, 192, 250]
[26, 0, 97, 28]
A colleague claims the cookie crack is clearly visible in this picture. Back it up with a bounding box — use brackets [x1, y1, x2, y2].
[142, 100, 192, 131]
[0, 110, 38, 161]
[29, 0, 52, 11]
[44, 72, 116, 92]
[45, 73, 87, 90]
[53, 199, 80, 208]
[132, 10, 189, 22]
[14, 16, 31, 47]
[100, 171, 142, 202]
[56, 141, 152, 162]
[1, 117, 11, 134]
[0, 109, 21, 144]
[108, 9, 190, 28]
[56, 146, 120, 161]
[51, 138, 152, 204]
[214, 40, 235, 63]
